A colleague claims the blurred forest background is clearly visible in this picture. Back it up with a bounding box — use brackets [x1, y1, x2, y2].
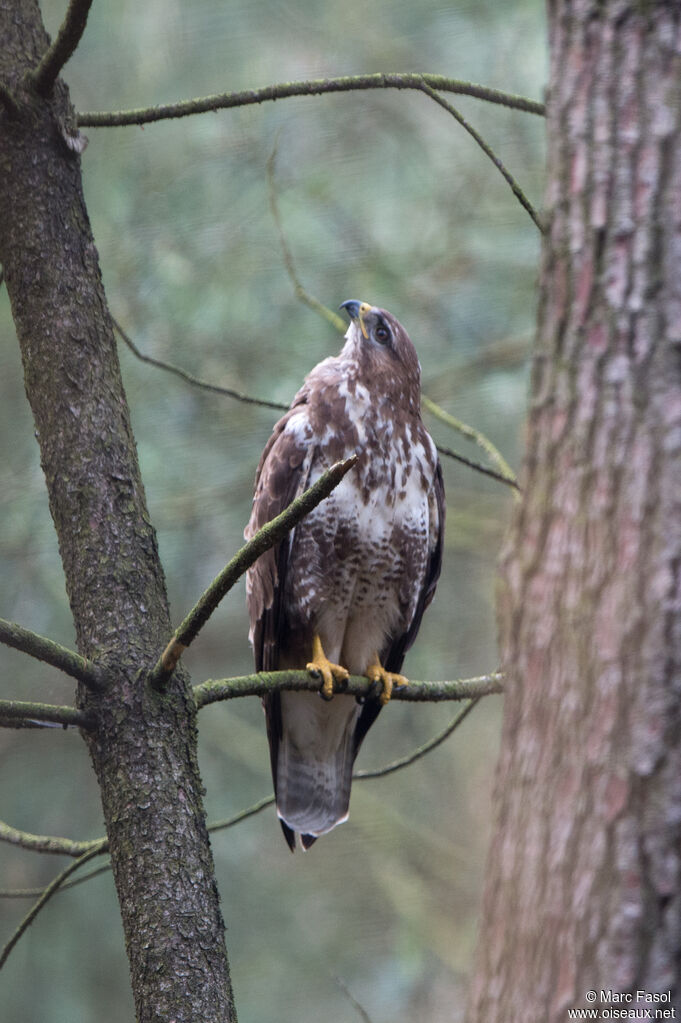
[0, 0, 546, 1020]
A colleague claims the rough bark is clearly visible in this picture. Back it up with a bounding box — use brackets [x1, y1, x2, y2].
[0, 4, 236, 1020]
[467, 4, 681, 1020]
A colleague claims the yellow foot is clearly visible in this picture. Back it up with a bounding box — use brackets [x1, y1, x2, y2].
[306, 634, 349, 700]
[365, 654, 408, 706]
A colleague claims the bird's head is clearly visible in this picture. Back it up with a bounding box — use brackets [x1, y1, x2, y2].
[339, 299, 422, 411]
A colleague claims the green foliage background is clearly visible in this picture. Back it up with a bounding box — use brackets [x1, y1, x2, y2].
[0, 1, 545, 1019]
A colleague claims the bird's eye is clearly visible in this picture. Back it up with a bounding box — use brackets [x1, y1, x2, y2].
[374, 324, 390, 345]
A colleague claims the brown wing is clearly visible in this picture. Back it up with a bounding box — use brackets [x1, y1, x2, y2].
[245, 395, 314, 673]
[245, 395, 316, 851]
[353, 456, 446, 753]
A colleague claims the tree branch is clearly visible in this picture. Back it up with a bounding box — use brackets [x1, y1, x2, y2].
[116, 314, 518, 489]
[435, 443, 520, 491]
[0, 696, 488, 904]
[114, 317, 286, 411]
[0, 699, 93, 730]
[418, 80, 543, 232]
[150, 455, 359, 690]
[355, 697, 481, 779]
[267, 146, 347, 332]
[0, 617, 102, 689]
[77, 73, 545, 128]
[194, 670, 503, 706]
[0, 863, 111, 899]
[0, 843, 106, 971]
[422, 396, 518, 490]
[29, 0, 94, 97]
[0, 820, 104, 857]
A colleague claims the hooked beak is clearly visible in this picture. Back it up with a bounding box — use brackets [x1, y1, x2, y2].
[339, 299, 371, 339]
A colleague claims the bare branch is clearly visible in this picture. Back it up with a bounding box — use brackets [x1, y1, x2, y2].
[355, 697, 481, 779]
[0, 863, 111, 899]
[0, 820, 105, 857]
[0, 843, 106, 971]
[116, 314, 518, 489]
[422, 396, 518, 491]
[0, 696, 487, 904]
[113, 317, 286, 411]
[194, 670, 503, 706]
[267, 146, 347, 332]
[0, 699, 93, 730]
[418, 80, 543, 232]
[150, 455, 359, 690]
[334, 976, 374, 1023]
[207, 796, 276, 837]
[77, 73, 545, 129]
[435, 443, 520, 492]
[0, 616, 102, 689]
[29, 0, 94, 97]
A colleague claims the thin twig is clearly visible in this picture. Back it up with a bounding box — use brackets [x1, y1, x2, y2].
[0, 700, 93, 730]
[418, 80, 543, 233]
[355, 698, 481, 779]
[0, 820, 104, 857]
[422, 396, 518, 489]
[435, 443, 520, 491]
[29, 0, 94, 97]
[207, 796, 276, 836]
[0, 863, 111, 899]
[115, 315, 518, 488]
[0, 617, 102, 689]
[78, 73, 545, 128]
[0, 843, 106, 971]
[267, 146, 347, 332]
[194, 670, 504, 706]
[150, 455, 359, 690]
[113, 317, 286, 411]
[0, 694, 487, 902]
[334, 976, 374, 1023]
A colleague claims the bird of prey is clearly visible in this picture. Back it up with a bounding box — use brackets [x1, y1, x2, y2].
[245, 300, 445, 850]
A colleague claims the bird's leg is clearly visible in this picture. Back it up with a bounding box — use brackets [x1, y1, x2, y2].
[365, 653, 408, 706]
[306, 634, 349, 700]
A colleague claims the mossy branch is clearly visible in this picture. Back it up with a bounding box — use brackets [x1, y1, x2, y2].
[0, 699, 93, 730]
[150, 455, 359, 690]
[0, 617, 102, 689]
[0, 820, 104, 857]
[77, 73, 545, 128]
[194, 670, 503, 707]
[29, 0, 94, 97]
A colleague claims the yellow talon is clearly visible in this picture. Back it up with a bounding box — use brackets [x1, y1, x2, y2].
[306, 634, 349, 700]
[365, 653, 408, 706]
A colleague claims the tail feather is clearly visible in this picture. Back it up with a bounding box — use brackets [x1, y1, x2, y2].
[274, 692, 359, 844]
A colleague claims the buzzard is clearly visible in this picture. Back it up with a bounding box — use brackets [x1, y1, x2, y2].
[245, 300, 445, 850]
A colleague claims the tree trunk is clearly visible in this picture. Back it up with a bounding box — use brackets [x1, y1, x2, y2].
[0, 4, 236, 1020]
[467, 4, 681, 1020]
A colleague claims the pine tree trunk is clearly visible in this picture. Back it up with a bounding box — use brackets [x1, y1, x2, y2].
[467, 4, 681, 1020]
[0, 4, 236, 1020]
